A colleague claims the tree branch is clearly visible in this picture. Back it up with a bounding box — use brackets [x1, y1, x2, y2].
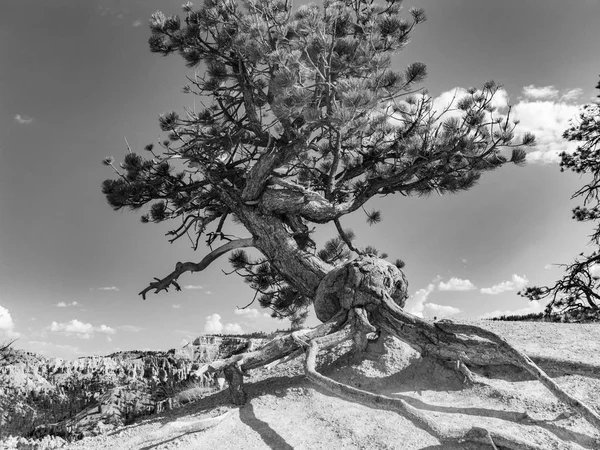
[139, 238, 256, 299]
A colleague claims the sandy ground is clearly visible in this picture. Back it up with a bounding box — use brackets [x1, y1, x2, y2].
[3, 321, 600, 450]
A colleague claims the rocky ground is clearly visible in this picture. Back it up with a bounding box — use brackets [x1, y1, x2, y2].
[2, 321, 600, 450]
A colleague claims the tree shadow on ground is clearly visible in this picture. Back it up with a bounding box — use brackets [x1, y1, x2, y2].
[392, 393, 599, 449]
[105, 375, 302, 438]
[238, 402, 294, 450]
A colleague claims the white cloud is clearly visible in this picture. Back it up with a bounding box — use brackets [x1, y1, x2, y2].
[0, 305, 19, 338]
[183, 285, 204, 290]
[132, 19, 143, 27]
[544, 264, 553, 270]
[404, 282, 462, 319]
[522, 85, 559, 100]
[234, 308, 262, 319]
[203, 313, 243, 335]
[404, 284, 435, 317]
[96, 324, 116, 334]
[513, 100, 580, 164]
[423, 303, 461, 318]
[561, 88, 584, 102]
[48, 319, 116, 339]
[14, 114, 33, 125]
[479, 300, 545, 319]
[117, 325, 144, 332]
[56, 301, 78, 308]
[172, 304, 182, 309]
[480, 274, 529, 295]
[96, 286, 120, 291]
[204, 314, 223, 334]
[438, 277, 476, 291]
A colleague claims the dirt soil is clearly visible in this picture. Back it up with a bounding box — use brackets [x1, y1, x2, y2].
[3, 321, 600, 450]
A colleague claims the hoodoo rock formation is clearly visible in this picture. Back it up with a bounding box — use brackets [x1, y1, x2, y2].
[0, 335, 266, 440]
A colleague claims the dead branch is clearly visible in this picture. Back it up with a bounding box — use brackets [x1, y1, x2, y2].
[139, 238, 255, 299]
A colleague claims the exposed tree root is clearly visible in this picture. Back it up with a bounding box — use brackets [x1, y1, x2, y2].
[191, 300, 599, 448]
[372, 295, 600, 430]
[302, 330, 546, 450]
[433, 320, 600, 430]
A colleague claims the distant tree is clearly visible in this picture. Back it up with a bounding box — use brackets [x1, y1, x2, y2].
[102, 0, 600, 443]
[521, 77, 600, 318]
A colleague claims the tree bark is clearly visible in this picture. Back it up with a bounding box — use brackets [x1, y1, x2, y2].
[224, 364, 246, 406]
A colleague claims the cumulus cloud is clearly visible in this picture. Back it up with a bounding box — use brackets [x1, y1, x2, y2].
[423, 303, 461, 318]
[132, 19, 143, 27]
[522, 85, 560, 100]
[544, 264, 553, 270]
[0, 305, 19, 338]
[203, 313, 243, 335]
[513, 100, 580, 164]
[183, 285, 204, 290]
[404, 283, 461, 318]
[48, 319, 116, 339]
[480, 274, 529, 295]
[172, 304, 182, 309]
[479, 300, 545, 319]
[438, 277, 476, 291]
[14, 114, 33, 124]
[56, 301, 78, 308]
[404, 284, 435, 317]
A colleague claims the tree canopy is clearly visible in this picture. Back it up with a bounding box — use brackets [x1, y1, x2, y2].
[521, 77, 600, 317]
[102, 0, 534, 325]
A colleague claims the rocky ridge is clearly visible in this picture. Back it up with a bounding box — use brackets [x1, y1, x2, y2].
[0, 335, 265, 440]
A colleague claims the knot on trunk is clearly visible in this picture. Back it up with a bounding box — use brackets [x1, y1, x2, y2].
[314, 255, 408, 322]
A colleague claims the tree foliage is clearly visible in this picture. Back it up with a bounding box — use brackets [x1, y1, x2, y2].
[521, 77, 600, 316]
[103, 0, 533, 324]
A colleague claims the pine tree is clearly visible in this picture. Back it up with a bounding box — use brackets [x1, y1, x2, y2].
[102, 1, 600, 444]
[522, 76, 600, 319]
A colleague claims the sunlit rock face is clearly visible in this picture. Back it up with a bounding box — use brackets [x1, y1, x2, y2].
[0, 335, 267, 439]
[176, 335, 265, 363]
[314, 255, 408, 322]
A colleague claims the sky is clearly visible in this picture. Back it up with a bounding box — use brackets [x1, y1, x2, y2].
[1, 0, 599, 359]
